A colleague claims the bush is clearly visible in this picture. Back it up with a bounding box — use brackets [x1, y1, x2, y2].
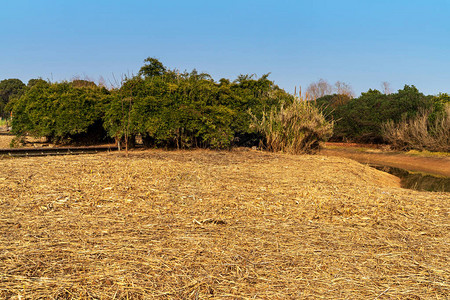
[103, 65, 293, 149]
[8, 80, 110, 144]
[250, 98, 333, 154]
[381, 104, 450, 152]
[0, 79, 26, 119]
[103, 71, 236, 149]
[317, 86, 433, 143]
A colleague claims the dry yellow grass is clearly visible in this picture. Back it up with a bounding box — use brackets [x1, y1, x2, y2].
[0, 149, 448, 299]
[0, 135, 57, 149]
[0, 135, 13, 148]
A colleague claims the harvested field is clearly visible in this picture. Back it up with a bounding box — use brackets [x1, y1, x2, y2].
[0, 149, 448, 299]
[0, 135, 13, 149]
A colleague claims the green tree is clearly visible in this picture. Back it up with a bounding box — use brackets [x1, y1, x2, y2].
[429, 93, 450, 123]
[104, 60, 294, 149]
[322, 85, 433, 142]
[0, 79, 26, 118]
[9, 81, 110, 144]
[138, 57, 167, 78]
[27, 78, 48, 88]
[230, 73, 294, 145]
[104, 69, 236, 149]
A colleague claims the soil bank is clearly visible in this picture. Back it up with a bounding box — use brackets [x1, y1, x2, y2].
[321, 143, 450, 177]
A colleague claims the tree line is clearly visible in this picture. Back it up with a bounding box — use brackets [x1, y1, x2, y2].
[3, 58, 301, 150]
[1, 59, 448, 152]
[313, 83, 449, 151]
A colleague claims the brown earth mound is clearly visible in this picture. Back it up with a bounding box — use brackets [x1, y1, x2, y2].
[0, 149, 448, 299]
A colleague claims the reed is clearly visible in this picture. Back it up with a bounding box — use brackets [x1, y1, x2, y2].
[250, 96, 333, 154]
[382, 104, 450, 152]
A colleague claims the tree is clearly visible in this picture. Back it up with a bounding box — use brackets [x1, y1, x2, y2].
[104, 63, 294, 149]
[27, 78, 48, 88]
[8, 81, 110, 144]
[306, 79, 332, 100]
[334, 81, 354, 98]
[71, 79, 97, 88]
[315, 93, 352, 111]
[327, 85, 432, 143]
[332, 81, 354, 106]
[0, 79, 26, 118]
[138, 57, 167, 78]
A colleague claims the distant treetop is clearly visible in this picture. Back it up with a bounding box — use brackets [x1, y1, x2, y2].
[138, 57, 167, 78]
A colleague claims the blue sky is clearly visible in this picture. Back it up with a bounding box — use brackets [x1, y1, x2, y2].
[1, 0, 449, 96]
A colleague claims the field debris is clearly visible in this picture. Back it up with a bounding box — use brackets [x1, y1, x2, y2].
[0, 135, 12, 149]
[0, 149, 448, 299]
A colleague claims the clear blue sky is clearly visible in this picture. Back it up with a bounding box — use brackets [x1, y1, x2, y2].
[1, 0, 449, 96]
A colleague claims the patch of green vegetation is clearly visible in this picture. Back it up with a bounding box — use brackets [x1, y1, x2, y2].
[316, 86, 433, 143]
[405, 149, 450, 158]
[372, 165, 450, 192]
[354, 147, 378, 153]
[9, 58, 300, 150]
[0, 118, 7, 126]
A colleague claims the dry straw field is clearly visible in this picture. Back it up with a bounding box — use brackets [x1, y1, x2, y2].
[0, 135, 12, 149]
[0, 149, 448, 299]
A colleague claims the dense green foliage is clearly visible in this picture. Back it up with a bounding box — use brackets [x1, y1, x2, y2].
[0, 78, 26, 119]
[6, 58, 294, 149]
[103, 62, 293, 149]
[104, 71, 237, 148]
[27, 78, 48, 88]
[381, 93, 450, 151]
[429, 93, 450, 123]
[3, 58, 448, 152]
[7, 80, 110, 144]
[138, 57, 167, 78]
[316, 85, 434, 143]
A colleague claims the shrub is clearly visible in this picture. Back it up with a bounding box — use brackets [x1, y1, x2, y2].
[250, 98, 333, 154]
[103, 65, 293, 149]
[381, 104, 450, 152]
[103, 72, 236, 149]
[8, 80, 110, 144]
[318, 86, 433, 143]
[0, 79, 26, 119]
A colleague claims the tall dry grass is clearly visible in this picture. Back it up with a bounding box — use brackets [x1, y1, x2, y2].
[250, 97, 333, 154]
[382, 104, 450, 152]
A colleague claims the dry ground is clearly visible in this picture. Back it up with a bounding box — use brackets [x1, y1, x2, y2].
[0, 149, 448, 299]
[0, 135, 12, 149]
[322, 144, 450, 177]
[0, 134, 56, 149]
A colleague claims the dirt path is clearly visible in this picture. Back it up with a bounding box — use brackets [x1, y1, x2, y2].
[321, 144, 450, 177]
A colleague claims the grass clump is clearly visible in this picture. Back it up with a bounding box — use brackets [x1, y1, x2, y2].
[382, 104, 450, 152]
[250, 98, 333, 154]
[406, 149, 450, 157]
